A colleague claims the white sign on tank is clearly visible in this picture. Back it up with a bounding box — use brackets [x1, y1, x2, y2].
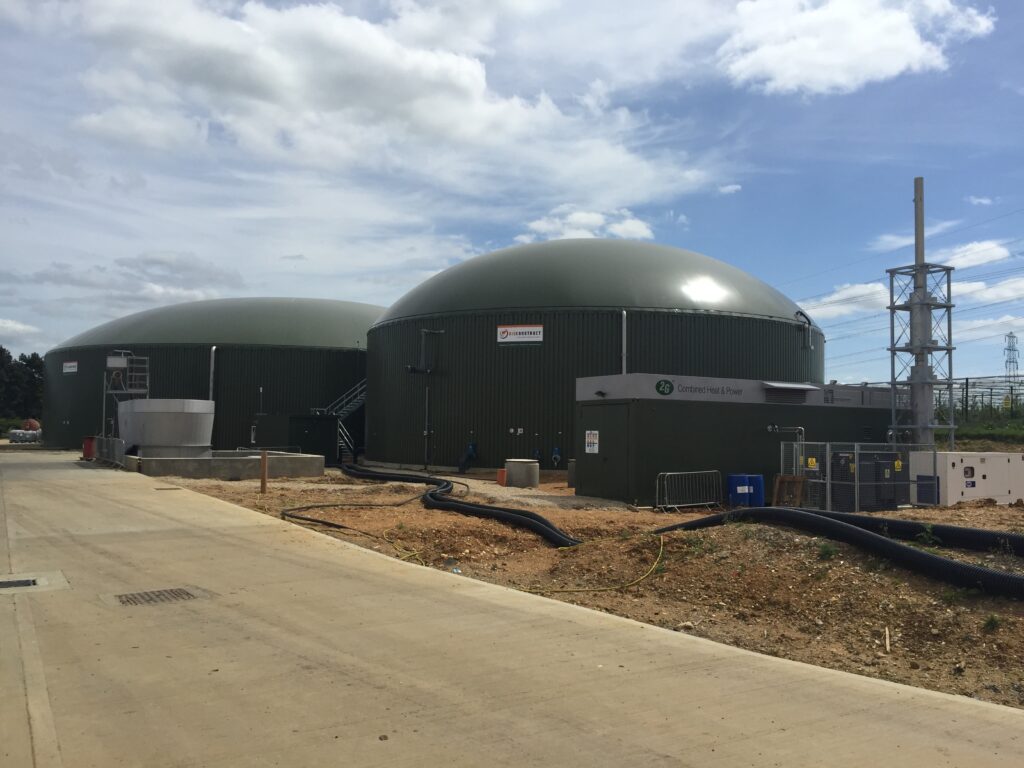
[496, 324, 543, 343]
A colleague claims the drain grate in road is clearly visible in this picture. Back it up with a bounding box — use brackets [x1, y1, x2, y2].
[0, 578, 38, 589]
[116, 588, 197, 606]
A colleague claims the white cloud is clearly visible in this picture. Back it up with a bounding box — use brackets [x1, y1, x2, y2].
[76, 106, 210, 151]
[2, 1, 992, 203]
[933, 240, 1012, 270]
[0, 318, 42, 343]
[136, 282, 219, 303]
[80, 67, 182, 108]
[580, 79, 611, 115]
[607, 217, 655, 239]
[7, 0, 701, 212]
[965, 195, 993, 206]
[797, 269, 1024, 337]
[956, 315, 1024, 343]
[717, 183, 742, 195]
[719, 0, 994, 95]
[518, 205, 654, 242]
[867, 219, 961, 252]
[954, 276, 1024, 304]
[800, 281, 888, 320]
[0, 0, 1003, 352]
[0, 131, 86, 183]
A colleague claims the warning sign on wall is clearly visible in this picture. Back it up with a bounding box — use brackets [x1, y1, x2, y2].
[585, 430, 599, 454]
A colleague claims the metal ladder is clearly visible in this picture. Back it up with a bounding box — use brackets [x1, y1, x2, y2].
[126, 356, 150, 393]
[313, 379, 367, 459]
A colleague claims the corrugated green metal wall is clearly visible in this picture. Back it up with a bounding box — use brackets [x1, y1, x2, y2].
[574, 399, 890, 505]
[366, 309, 825, 468]
[43, 344, 365, 450]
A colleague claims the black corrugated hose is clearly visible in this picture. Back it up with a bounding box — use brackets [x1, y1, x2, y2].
[791, 508, 1024, 556]
[340, 465, 1022, 598]
[341, 464, 581, 548]
[653, 508, 1024, 600]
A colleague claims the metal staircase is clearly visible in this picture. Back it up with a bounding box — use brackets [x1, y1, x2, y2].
[313, 379, 366, 459]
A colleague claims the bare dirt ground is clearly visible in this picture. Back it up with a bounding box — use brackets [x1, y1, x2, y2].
[167, 468, 1024, 709]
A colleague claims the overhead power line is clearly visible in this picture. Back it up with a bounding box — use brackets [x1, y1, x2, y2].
[781, 207, 1024, 288]
[797, 241, 1024, 304]
[827, 328, 1022, 373]
[827, 295, 1024, 342]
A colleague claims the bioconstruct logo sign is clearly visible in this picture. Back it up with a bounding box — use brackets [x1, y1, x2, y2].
[496, 324, 543, 343]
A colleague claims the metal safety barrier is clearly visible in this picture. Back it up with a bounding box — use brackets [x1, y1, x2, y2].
[94, 436, 126, 467]
[656, 470, 722, 509]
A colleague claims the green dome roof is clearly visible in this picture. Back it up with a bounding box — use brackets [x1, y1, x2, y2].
[376, 240, 814, 326]
[51, 298, 384, 351]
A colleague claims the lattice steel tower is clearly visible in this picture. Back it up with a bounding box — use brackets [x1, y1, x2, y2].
[888, 177, 955, 447]
[1006, 332, 1019, 382]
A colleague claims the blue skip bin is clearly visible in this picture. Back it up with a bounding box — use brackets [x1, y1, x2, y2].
[728, 474, 765, 507]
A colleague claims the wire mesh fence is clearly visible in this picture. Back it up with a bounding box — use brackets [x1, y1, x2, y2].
[94, 436, 126, 467]
[864, 376, 1024, 432]
[781, 442, 938, 512]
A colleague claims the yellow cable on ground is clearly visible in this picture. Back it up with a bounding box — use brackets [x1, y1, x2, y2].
[528, 534, 665, 595]
[556, 530, 647, 550]
[382, 528, 426, 566]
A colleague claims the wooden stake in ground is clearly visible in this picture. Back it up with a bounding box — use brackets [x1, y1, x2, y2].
[260, 450, 268, 495]
[884, 626, 891, 654]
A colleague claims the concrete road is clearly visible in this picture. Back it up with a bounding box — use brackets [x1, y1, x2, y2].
[1, 452, 1021, 767]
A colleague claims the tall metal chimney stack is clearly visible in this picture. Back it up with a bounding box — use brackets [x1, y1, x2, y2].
[909, 177, 936, 445]
[888, 177, 955, 448]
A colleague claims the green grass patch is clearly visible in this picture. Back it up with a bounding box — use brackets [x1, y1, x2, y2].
[818, 542, 838, 561]
[938, 423, 1024, 443]
[914, 523, 942, 547]
[941, 587, 983, 605]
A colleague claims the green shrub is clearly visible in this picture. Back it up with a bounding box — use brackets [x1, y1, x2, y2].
[983, 614, 1002, 633]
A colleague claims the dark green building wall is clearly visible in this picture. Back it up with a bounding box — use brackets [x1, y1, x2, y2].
[43, 344, 365, 450]
[574, 399, 891, 506]
[366, 309, 825, 468]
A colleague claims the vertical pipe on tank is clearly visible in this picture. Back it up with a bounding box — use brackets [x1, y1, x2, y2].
[208, 346, 217, 401]
[423, 384, 430, 470]
[621, 310, 627, 375]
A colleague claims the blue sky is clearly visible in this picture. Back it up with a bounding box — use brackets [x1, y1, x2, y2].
[1, 0, 1022, 383]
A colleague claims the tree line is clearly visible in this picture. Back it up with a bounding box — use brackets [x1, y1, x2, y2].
[0, 346, 44, 422]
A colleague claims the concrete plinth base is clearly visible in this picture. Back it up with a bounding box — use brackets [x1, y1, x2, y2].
[125, 450, 324, 479]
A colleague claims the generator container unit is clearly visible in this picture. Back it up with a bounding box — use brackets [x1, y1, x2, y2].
[366, 239, 824, 469]
[908, 451, 1024, 505]
[574, 374, 895, 506]
[43, 297, 383, 457]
